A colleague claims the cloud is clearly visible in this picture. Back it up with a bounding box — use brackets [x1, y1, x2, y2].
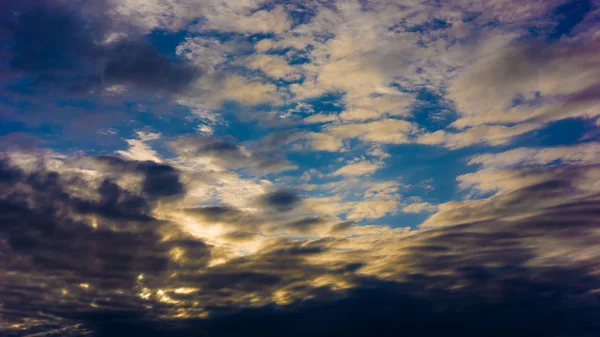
[303, 119, 421, 151]
[176, 37, 228, 70]
[3, 1, 202, 95]
[242, 54, 297, 79]
[468, 142, 600, 169]
[107, 0, 202, 32]
[0, 153, 209, 286]
[116, 131, 162, 162]
[104, 40, 201, 94]
[326, 119, 420, 144]
[446, 37, 600, 144]
[207, 75, 283, 106]
[182, 206, 263, 231]
[5, 1, 104, 89]
[303, 114, 339, 124]
[259, 190, 302, 212]
[417, 123, 541, 149]
[86, 156, 186, 199]
[347, 182, 400, 221]
[346, 199, 398, 221]
[307, 180, 401, 221]
[458, 143, 600, 193]
[403, 202, 437, 213]
[3, 145, 600, 335]
[284, 216, 329, 234]
[306, 132, 345, 151]
[3, 0, 600, 335]
[169, 135, 296, 173]
[201, 5, 291, 34]
[338, 92, 415, 121]
[332, 161, 381, 177]
[424, 166, 600, 228]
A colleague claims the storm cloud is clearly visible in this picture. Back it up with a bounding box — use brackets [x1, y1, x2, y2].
[2, 1, 201, 95]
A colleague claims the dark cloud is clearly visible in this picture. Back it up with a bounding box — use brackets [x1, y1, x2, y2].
[104, 41, 201, 94]
[259, 190, 302, 212]
[185, 206, 248, 221]
[285, 216, 328, 233]
[223, 231, 258, 242]
[425, 166, 599, 227]
[138, 162, 185, 198]
[183, 206, 263, 231]
[92, 156, 185, 199]
[329, 220, 354, 233]
[1, 0, 600, 335]
[5, 1, 102, 74]
[0, 157, 21, 183]
[196, 271, 282, 292]
[0, 155, 212, 333]
[2, 1, 200, 95]
[86, 277, 600, 337]
[2, 154, 600, 336]
[74, 179, 153, 222]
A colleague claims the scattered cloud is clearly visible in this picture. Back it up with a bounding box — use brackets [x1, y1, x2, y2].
[2, 0, 600, 335]
[403, 202, 437, 213]
[332, 161, 381, 177]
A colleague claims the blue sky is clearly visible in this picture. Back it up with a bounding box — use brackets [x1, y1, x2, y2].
[1, 0, 600, 336]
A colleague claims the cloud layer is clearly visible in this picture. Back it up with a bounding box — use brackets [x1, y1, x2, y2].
[1, 0, 600, 336]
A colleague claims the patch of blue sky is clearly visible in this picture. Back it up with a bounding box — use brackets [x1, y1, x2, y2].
[248, 31, 279, 41]
[148, 29, 188, 58]
[122, 101, 198, 133]
[365, 211, 428, 230]
[0, 120, 57, 141]
[215, 102, 272, 142]
[404, 18, 452, 33]
[376, 143, 479, 201]
[518, 0, 592, 43]
[187, 28, 246, 44]
[407, 89, 456, 132]
[54, 97, 98, 110]
[510, 118, 594, 148]
[285, 150, 340, 180]
[3, 77, 39, 96]
[548, 0, 591, 41]
[303, 92, 345, 114]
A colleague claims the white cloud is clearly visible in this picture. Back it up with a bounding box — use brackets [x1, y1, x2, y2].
[417, 123, 540, 149]
[325, 119, 421, 146]
[346, 199, 398, 221]
[307, 132, 344, 151]
[176, 37, 228, 70]
[403, 202, 437, 213]
[116, 131, 162, 162]
[241, 54, 297, 79]
[332, 161, 381, 177]
[441, 38, 600, 147]
[196, 125, 214, 135]
[304, 114, 339, 124]
[206, 75, 284, 106]
[202, 5, 291, 34]
[468, 142, 600, 169]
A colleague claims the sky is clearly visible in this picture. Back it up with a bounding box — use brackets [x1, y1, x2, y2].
[1, 0, 600, 336]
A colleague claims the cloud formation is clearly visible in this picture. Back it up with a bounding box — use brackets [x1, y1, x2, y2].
[1, 0, 600, 336]
[3, 0, 202, 95]
[2, 145, 600, 336]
